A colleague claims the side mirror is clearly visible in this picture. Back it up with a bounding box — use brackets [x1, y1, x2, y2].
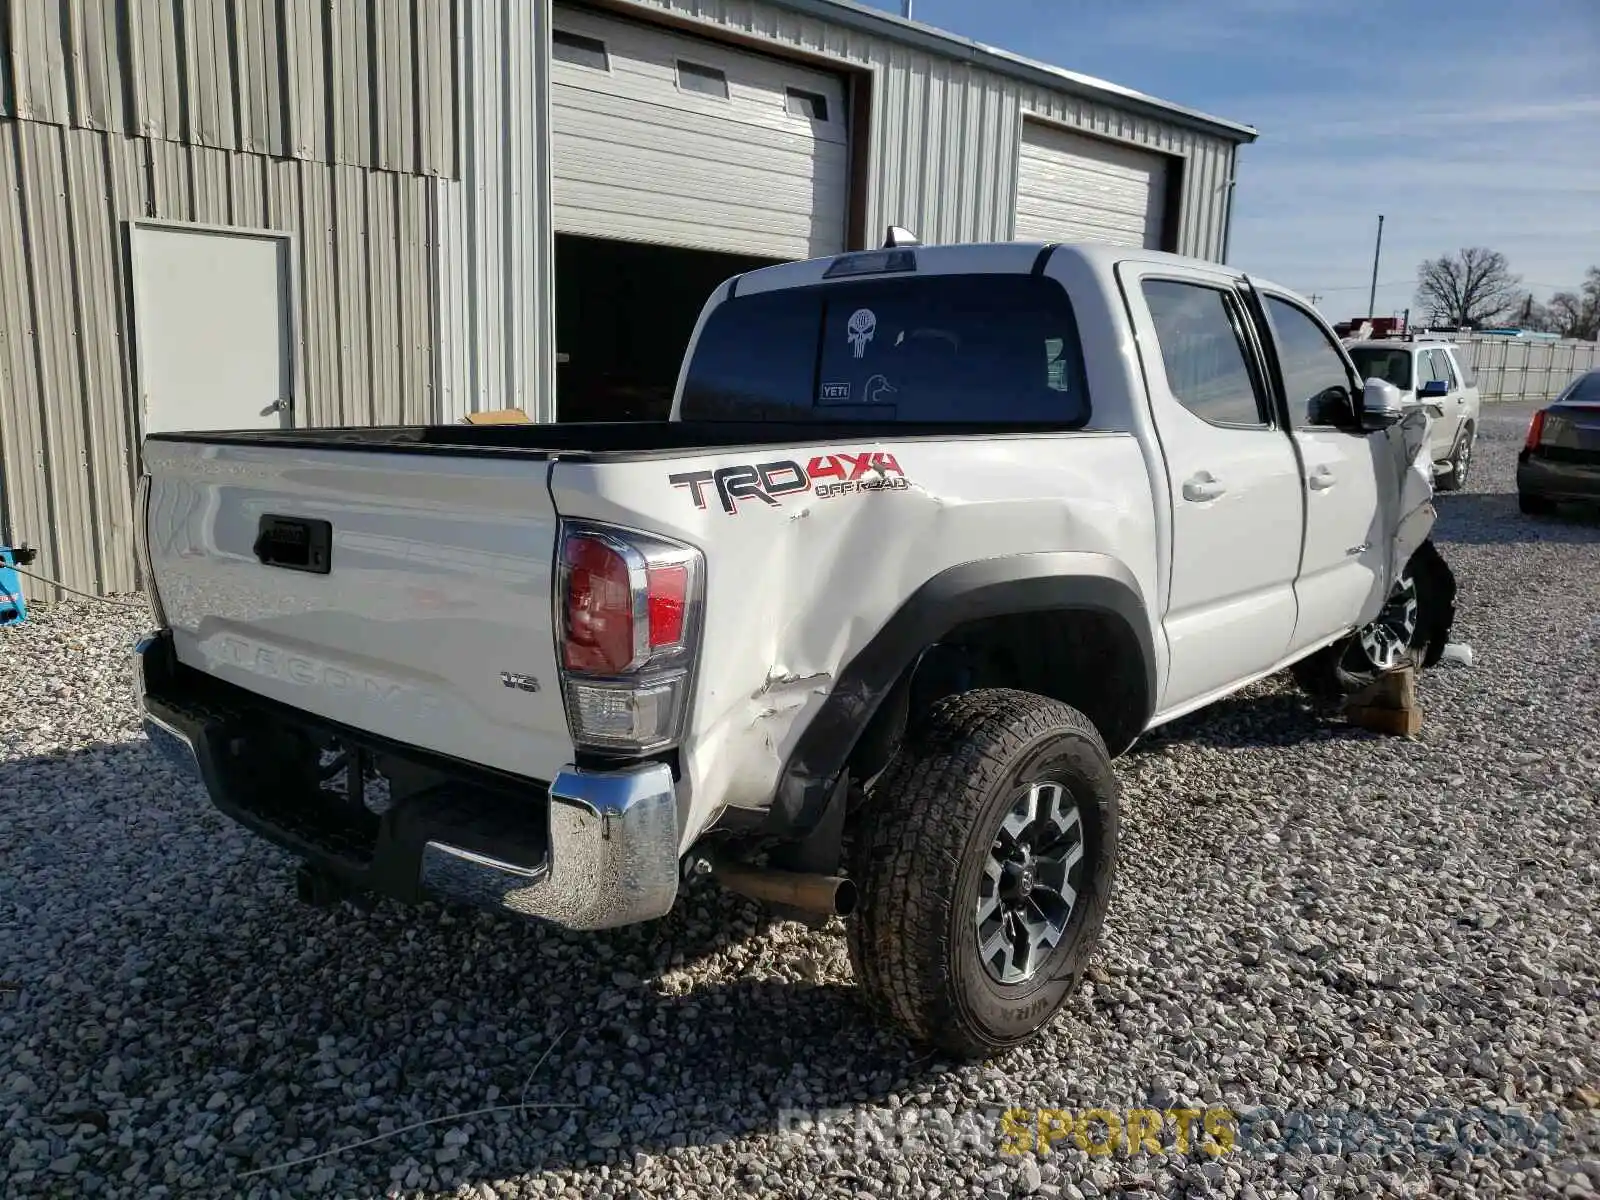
[1419, 379, 1449, 398]
[1307, 385, 1358, 428]
[1361, 377, 1405, 430]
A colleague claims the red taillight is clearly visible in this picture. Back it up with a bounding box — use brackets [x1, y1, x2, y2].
[562, 535, 638, 675]
[1525, 409, 1547, 450]
[560, 528, 700, 677]
[646, 562, 688, 649]
[558, 523, 703, 752]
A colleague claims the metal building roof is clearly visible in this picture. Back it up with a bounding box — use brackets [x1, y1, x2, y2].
[772, 0, 1259, 143]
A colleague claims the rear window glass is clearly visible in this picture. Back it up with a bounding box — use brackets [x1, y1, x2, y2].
[680, 274, 1090, 426]
[675, 290, 820, 419]
[1563, 370, 1600, 403]
[1348, 346, 1413, 390]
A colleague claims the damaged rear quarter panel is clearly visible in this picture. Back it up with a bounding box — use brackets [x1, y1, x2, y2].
[548, 433, 1159, 854]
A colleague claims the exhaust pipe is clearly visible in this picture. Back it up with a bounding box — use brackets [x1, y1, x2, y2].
[708, 858, 859, 917]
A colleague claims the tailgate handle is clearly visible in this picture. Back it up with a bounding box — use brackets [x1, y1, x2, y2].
[253, 514, 332, 575]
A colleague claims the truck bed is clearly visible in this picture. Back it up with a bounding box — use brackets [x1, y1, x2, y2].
[146, 418, 1085, 461]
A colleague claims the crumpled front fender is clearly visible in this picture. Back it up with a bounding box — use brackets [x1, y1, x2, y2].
[1387, 406, 1441, 582]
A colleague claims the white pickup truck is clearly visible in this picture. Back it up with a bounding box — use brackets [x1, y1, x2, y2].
[136, 239, 1456, 1058]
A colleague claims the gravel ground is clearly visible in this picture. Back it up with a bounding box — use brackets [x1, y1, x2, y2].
[3, 402, 1598, 1200]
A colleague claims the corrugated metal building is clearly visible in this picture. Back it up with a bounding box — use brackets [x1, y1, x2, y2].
[0, 0, 453, 599]
[1, 0, 1255, 598]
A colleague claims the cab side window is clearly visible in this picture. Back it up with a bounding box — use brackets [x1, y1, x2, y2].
[1263, 296, 1359, 429]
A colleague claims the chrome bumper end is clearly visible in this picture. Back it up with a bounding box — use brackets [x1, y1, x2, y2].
[136, 636, 204, 776]
[419, 763, 681, 931]
[135, 633, 680, 932]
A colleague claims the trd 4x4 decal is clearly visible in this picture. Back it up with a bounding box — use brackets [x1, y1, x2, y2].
[670, 452, 908, 515]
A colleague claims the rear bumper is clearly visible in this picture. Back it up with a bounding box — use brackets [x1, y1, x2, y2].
[1517, 453, 1600, 501]
[135, 633, 680, 930]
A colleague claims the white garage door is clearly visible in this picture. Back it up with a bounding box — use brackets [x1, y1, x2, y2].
[1014, 121, 1169, 250]
[550, 6, 849, 260]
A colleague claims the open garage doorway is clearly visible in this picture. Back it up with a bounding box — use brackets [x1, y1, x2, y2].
[555, 234, 782, 422]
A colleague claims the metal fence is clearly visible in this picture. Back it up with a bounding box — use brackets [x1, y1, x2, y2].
[1453, 336, 1600, 404]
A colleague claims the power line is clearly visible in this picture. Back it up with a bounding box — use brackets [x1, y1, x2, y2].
[1309, 278, 1412, 293]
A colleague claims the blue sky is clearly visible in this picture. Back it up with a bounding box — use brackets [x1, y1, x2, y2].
[861, 0, 1600, 320]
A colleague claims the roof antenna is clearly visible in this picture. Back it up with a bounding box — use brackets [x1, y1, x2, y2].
[883, 225, 919, 248]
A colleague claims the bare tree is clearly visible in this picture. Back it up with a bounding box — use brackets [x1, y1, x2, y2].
[1544, 267, 1600, 340]
[1510, 292, 1559, 333]
[1546, 293, 1587, 339]
[1414, 248, 1522, 329]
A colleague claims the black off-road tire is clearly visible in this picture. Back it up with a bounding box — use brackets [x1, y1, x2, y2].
[1290, 538, 1458, 700]
[1435, 423, 1474, 493]
[846, 688, 1118, 1060]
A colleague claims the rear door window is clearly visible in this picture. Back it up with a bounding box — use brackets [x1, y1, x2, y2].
[1423, 349, 1452, 389]
[1140, 279, 1269, 427]
[682, 273, 1090, 425]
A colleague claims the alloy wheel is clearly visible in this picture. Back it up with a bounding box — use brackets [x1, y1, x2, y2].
[1354, 572, 1419, 672]
[975, 781, 1086, 985]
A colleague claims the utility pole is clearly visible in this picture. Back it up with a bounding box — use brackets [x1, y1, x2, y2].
[1367, 214, 1385, 319]
[902, 0, 913, 16]
[1309, 293, 1322, 307]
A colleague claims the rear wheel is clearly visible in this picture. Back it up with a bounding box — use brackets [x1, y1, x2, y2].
[847, 689, 1118, 1060]
[1436, 424, 1474, 492]
[1519, 491, 1556, 515]
[1291, 540, 1457, 700]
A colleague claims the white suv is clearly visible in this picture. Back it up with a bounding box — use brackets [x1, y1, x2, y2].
[1346, 339, 1480, 490]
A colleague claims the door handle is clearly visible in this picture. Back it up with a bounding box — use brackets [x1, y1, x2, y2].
[1307, 467, 1336, 491]
[1181, 474, 1226, 502]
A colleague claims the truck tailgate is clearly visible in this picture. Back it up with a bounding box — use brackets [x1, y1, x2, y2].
[142, 438, 573, 781]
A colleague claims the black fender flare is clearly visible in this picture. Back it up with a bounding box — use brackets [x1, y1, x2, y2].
[767, 552, 1157, 838]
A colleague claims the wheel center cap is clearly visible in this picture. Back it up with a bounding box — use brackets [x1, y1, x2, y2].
[1002, 856, 1036, 902]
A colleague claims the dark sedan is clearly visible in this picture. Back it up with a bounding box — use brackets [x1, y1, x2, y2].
[1518, 369, 1600, 515]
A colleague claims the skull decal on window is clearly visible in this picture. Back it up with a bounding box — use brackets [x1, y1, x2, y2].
[847, 308, 877, 359]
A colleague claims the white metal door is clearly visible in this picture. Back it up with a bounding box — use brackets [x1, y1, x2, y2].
[1123, 264, 1305, 714]
[131, 222, 293, 436]
[550, 5, 849, 260]
[1015, 121, 1169, 249]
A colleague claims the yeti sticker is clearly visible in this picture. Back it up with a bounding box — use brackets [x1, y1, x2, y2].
[847, 309, 877, 359]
